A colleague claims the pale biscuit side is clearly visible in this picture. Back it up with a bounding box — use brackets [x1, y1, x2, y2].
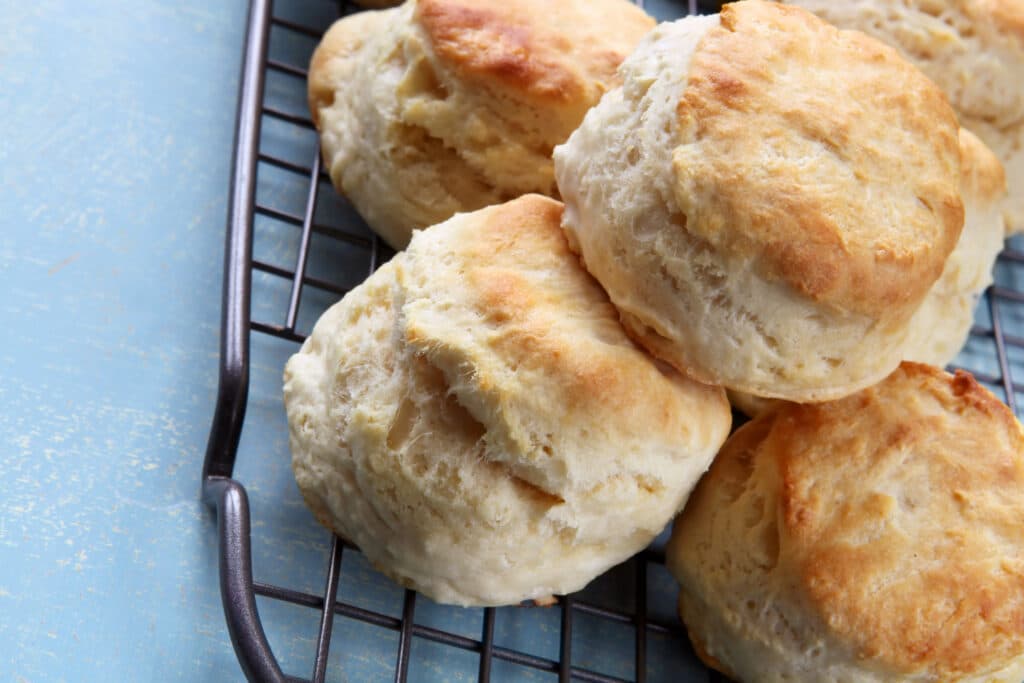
[309, 0, 653, 248]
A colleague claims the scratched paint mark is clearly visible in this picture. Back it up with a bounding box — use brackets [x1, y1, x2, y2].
[46, 252, 80, 275]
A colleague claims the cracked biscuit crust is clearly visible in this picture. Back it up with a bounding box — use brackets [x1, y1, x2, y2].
[308, 0, 653, 248]
[284, 195, 730, 606]
[554, 2, 964, 401]
[669, 362, 1024, 681]
[783, 0, 1024, 233]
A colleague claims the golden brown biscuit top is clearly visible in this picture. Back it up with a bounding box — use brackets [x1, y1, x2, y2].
[749, 363, 1024, 677]
[975, 0, 1024, 42]
[396, 194, 729, 492]
[673, 1, 963, 317]
[959, 128, 1008, 205]
[415, 0, 654, 106]
[411, 196, 677, 414]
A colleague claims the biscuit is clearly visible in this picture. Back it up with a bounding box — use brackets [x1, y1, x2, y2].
[730, 128, 1006, 417]
[283, 195, 731, 606]
[308, 0, 654, 249]
[668, 362, 1024, 682]
[783, 0, 1024, 233]
[554, 1, 964, 402]
[904, 129, 1007, 364]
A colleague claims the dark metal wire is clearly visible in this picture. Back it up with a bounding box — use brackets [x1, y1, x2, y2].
[250, 320, 305, 344]
[989, 293, 1018, 413]
[258, 153, 314, 178]
[208, 0, 1023, 682]
[267, 58, 308, 79]
[573, 600, 674, 634]
[635, 558, 648, 683]
[254, 202, 373, 248]
[369, 233, 382, 277]
[252, 259, 350, 297]
[270, 16, 324, 39]
[263, 105, 315, 129]
[284, 149, 322, 331]
[394, 591, 417, 683]
[560, 595, 574, 683]
[311, 540, 343, 683]
[478, 607, 497, 682]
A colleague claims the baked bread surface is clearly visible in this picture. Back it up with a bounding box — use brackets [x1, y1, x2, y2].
[554, 0, 963, 401]
[730, 128, 1007, 417]
[675, 1, 962, 317]
[905, 129, 1007, 364]
[783, 0, 1024, 233]
[669, 362, 1024, 682]
[284, 195, 731, 606]
[308, 0, 654, 248]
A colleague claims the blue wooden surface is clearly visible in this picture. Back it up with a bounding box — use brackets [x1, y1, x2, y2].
[0, 0, 247, 679]
[2, 0, 1023, 682]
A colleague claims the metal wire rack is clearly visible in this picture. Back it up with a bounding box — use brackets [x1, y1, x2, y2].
[201, 0, 1024, 681]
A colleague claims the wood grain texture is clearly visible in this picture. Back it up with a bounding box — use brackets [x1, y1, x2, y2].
[0, 0, 248, 679]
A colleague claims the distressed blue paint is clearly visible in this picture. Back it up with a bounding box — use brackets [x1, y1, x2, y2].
[1, 0, 1020, 682]
[0, 0, 246, 680]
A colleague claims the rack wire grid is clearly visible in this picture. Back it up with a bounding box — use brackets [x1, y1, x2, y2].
[201, 0, 1024, 681]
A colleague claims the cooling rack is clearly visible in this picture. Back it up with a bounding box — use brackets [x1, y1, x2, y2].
[201, 0, 1024, 681]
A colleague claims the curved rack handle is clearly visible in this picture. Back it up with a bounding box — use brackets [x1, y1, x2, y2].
[202, 0, 270, 482]
[201, 0, 296, 680]
[207, 477, 303, 683]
